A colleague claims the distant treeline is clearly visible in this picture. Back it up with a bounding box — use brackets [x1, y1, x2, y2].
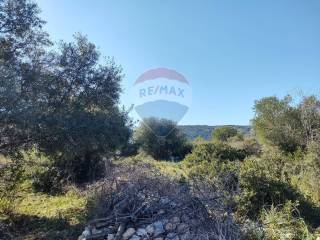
[179, 125, 251, 140]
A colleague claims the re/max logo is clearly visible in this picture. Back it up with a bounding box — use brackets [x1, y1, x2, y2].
[139, 85, 185, 98]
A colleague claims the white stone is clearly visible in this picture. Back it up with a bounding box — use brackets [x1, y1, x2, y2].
[129, 235, 141, 240]
[153, 220, 165, 237]
[165, 222, 176, 231]
[136, 228, 147, 236]
[177, 223, 189, 233]
[180, 232, 191, 240]
[122, 228, 136, 240]
[171, 217, 180, 224]
[165, 233, 180, 240]
[107, 234, 115, 240]
[82, 228, 91, 237]
[92, 228, 102, 235]
[146, 224, 155, 235]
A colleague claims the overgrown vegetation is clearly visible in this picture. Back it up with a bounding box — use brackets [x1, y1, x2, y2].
[134, 118, 192, 160]
[0, 0, 319, 239]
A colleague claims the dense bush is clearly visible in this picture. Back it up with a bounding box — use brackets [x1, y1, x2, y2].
[212, 126, 240, 142]
[135, 118, 192, 160]
[185, 142, 247, 166]
[253, 95, 320, 153]
[0, 0, 132, 187]
[184, 142, 244, 194]
[262, 201, 314, 240]
[238, 148, 320, 228]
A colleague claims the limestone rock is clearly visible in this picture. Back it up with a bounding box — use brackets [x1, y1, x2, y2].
[153, 220, 165, 237]
[146, 224, 155, 235]
[129, 235, 141, 240]
[180, 232, 192, 240]
[165, 222, 176, 231]
[122, 228, 136, 240]
[171, 217, 180, 224]
[82, 227, 91, 237]
[107, 234, 115, 240]
[177, 223, 189, 233]
[136, 228, 147, 237]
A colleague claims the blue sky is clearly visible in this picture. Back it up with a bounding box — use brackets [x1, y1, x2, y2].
[36, 0, 320, 125]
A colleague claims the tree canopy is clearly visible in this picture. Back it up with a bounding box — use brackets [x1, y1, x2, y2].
[0, 0, 131, 183]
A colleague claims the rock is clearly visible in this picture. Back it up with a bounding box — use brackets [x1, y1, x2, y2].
[136, 228, 147, 236]
[181, 215, 189, 222]
[177, 223, 189, 233]
[171, 217, 180, 224]
[165, 222, 176, 231]
[166, 232, 178, 239]
[160, 197, 171, 204]
[122, 228, 136, 240]
[129, 235, 141, 240]
[158, 209, 165, 215]
[180, 232, 192, 240]
[189, 219, 198, 226]
[107, 234, 115, 240]
[146, 224, 155, 235]
[153, 220, 165, 237]
[92, 227, 102, 235]
[82, 227, 91, 237]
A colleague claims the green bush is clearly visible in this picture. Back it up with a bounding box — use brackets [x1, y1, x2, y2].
[184, 142, 243, 194]
[252, 95, 320, 153]
[32, 165, 64, 195]
[135, 118, 192, 160]
[262, 201, 314, 240]
[212, 126, 240, 142]
[238, 148, 320, 228]
[185, 142, 246, 167]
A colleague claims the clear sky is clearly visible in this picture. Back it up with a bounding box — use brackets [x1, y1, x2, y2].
[36, 0, 320, 125]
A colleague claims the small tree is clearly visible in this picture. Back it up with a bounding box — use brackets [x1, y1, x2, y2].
[134, 118, 191, 160]
[252, 95, 320, 153]
[0, 0, 132, 185]
[212, 126, 239, 142]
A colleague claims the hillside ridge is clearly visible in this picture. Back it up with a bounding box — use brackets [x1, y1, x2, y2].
[179, 125, 251, 140]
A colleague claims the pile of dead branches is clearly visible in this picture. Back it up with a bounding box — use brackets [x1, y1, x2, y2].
[79, 162, 241, 240]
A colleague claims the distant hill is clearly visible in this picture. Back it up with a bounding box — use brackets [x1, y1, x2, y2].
[179, 125, 251, 141]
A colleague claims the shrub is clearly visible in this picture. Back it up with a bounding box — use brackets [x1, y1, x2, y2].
[212, 126, 240, 142]
[252, 95, 320, 153]
[0, 153, 25, 215]
[238, 149, 320, 227]
[262, 201, 314, 240]
[32, 165, 64, 195]
[135, 118, 192, 160]
[184, 142, 243, 194]
[185, 142, 246, 167]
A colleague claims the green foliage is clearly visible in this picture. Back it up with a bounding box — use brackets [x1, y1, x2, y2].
[252, 95, 320, 153]
[179, 125, 251, 141]
[0, 0, 132, 185]
[262, 201, 314, 240]
[32, 166, 64, 195]
[0, 153, 25, 215]
[212, 126, 240, 141]
[238, 148, 320, 228]
[185, 142, 246, 166]
[184, 142, 244, 194]
[135, 118, 192, 160]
